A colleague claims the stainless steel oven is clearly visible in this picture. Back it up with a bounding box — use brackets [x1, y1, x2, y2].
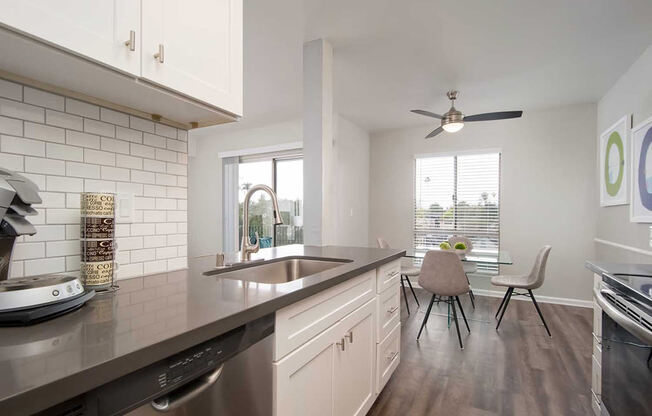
[594, 279, 652, 416]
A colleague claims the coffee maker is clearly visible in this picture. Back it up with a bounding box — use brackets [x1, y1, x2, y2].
[0, 168, 41, 280]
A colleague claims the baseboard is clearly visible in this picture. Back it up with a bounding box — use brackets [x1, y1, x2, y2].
[405, 278, 592, 309]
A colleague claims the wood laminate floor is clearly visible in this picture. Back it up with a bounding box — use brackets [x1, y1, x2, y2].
[368, 290, 593, 416]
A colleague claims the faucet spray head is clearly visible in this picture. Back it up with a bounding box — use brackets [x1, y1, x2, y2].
[273, 210, 283, 225]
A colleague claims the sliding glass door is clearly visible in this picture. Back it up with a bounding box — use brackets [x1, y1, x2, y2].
[238, 155, 303, 247]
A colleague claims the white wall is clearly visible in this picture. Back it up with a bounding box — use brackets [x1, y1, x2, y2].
[0, 77, 188, 280]
[332, 115, 370, 247]
[596, 43, 652, 263]
[369, 103, 597, 302]
[188, 120, 302, 257]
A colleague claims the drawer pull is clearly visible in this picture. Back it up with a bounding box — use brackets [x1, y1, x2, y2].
[345, 331, 353, 343]
[154, 44, 165, 63]
[124, 30, 136, 51]
[387, 306, 399, 314]
[386, 351, 399, 361]
[387, 270, 399, 278]
[336, 338, 346, 351]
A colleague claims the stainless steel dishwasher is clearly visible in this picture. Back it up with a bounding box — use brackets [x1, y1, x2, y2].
[43, 314, 274, 416]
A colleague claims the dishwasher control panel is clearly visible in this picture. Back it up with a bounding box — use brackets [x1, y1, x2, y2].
[158, 344, 224, 388]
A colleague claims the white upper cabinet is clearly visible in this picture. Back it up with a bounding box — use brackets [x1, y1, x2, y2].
[0, 0, 140, 76]
[141, 0, 243, 116]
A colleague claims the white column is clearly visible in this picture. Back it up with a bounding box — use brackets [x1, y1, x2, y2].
[303, 39, 334, 246]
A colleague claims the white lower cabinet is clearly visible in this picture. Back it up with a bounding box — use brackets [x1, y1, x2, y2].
[591, 273, 603, 415]
[273, 263, 401, 415]
[274, 299, 376, 416]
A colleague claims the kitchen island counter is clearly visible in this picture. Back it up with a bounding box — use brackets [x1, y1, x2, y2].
[0, 245, 404, 415]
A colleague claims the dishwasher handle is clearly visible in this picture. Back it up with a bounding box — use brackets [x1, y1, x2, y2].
[151, 364, 224, 412]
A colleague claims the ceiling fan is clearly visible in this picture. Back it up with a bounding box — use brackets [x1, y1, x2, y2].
[411, 90, 523, 139]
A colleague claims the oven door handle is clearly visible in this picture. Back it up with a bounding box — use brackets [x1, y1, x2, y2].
[594, 288, 652, 345]
[151, 364, 224, 412]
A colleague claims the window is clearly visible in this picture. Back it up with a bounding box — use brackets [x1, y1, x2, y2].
[414, 152, 500, 274]
[238, 153, 303, 247]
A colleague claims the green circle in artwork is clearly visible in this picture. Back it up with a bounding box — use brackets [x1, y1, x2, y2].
[604, 131, 624, 197]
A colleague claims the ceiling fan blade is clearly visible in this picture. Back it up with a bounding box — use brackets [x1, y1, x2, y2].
[411, 109, 443, 119]
[463, 111, 523, 122]
[425, 126, 444, 138]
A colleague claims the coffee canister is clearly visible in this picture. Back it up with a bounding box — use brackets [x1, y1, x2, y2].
[80, 193, 116, 291]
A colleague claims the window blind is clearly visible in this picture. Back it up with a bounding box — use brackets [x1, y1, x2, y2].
[414, 152, 501, 274]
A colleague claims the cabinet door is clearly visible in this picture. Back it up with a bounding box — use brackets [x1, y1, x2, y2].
[334, 299, 376, 416]
[274, 323, 337, 416]
[141, 0, 243, 116]
[0, 0, 140, 76]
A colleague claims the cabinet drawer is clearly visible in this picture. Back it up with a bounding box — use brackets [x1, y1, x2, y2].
[376, 322, 400, 394]
[376, 282, 401, 342]
[593, 300, 602, 339]
[591, 391, 601, 416]
[377, 260, 401, 293]
[591, 354, 601, 396]
[592, 333, 602, 365]
[275, 270, 376, 360]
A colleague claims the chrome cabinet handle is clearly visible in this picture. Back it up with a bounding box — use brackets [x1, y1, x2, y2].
[124, 30, 136, 51]
[386, 351, 398, 361]
[154, 44, 165, 63]
[151, 364, 224, 412]
[387, 270, 399, 278]
[336, 338, 346, 351]
[387, 305, 399, 314]
[345, 331, 353, 343]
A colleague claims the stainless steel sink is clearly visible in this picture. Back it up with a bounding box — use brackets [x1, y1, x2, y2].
[203, 256, 352, 284]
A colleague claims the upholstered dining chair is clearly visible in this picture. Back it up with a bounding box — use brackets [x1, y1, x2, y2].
[376, 237, 420, 314]
[416, 250, 471, 349]
[447, 235, 477, 308]
[491, 245, 552, 336]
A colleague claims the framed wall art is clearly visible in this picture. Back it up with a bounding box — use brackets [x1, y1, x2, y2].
[631, 115, 652, 222]
[600, 115, 629, 206]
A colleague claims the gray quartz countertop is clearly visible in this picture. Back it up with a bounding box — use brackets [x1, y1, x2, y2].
[0, 245, 404, 415]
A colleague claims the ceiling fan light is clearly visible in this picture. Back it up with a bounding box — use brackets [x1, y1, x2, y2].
[442, 122, 464, 133]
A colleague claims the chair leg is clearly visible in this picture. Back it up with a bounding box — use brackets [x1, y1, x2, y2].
[496, 288, 513, 330]
[464, 273, 475, 309]
[417, 294, 436, 340]
[495, 288, 511, 319]
[455, 296, 470, 333]
[529, 290, 552, 337]
[400, 276, 410, 315]
[450, 296, 464, 349]
[405, 276, 420, 307]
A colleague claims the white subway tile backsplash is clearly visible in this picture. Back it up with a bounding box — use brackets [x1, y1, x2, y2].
[143, 133, 166, 149]
[144, 159, 166, 173]
[0, 153, 24, 171]
[46, 109, 83, 130]
[144, 235, 167, 248]
[117, 182, 143, 196]
[132, 170, 156, 184]
[13, 242, 45, 260]
[47, 176, 83, 192]
[66, 162, 100, 179]
[24, 122, 65, 143]
[24, 87, 64, 110]
[84, 179, 116, 193]
[66, 130, 100, 149]
[131, 143, 155, 159]
[66, 98, 99, 119]
[0, 98, 44, 122]
[101, 166, 130, 181]
[47, 208, 80, 224]
[0, 116, 23, 136]
[116, 154, 142, 170]
[0, 79, 22, 101]
[155, 173, 176, 186]
[84, 119, 115, 137]
[1, 135, 45, 156]
[1, 78, 187, 280]
[46, 240, 80, 257]
[100, 108, 129, 127]
[116, 126, 143, 143]
[25, 257, 65, 276]
[155, 148, 176, 162]
[25, 157, 65, 175]
[84, 149, 115, 166]
[101, 137, 130, 154]
[47, 143, 83, 161]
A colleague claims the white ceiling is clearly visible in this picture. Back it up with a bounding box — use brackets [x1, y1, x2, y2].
[213, 0, 652, 134]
